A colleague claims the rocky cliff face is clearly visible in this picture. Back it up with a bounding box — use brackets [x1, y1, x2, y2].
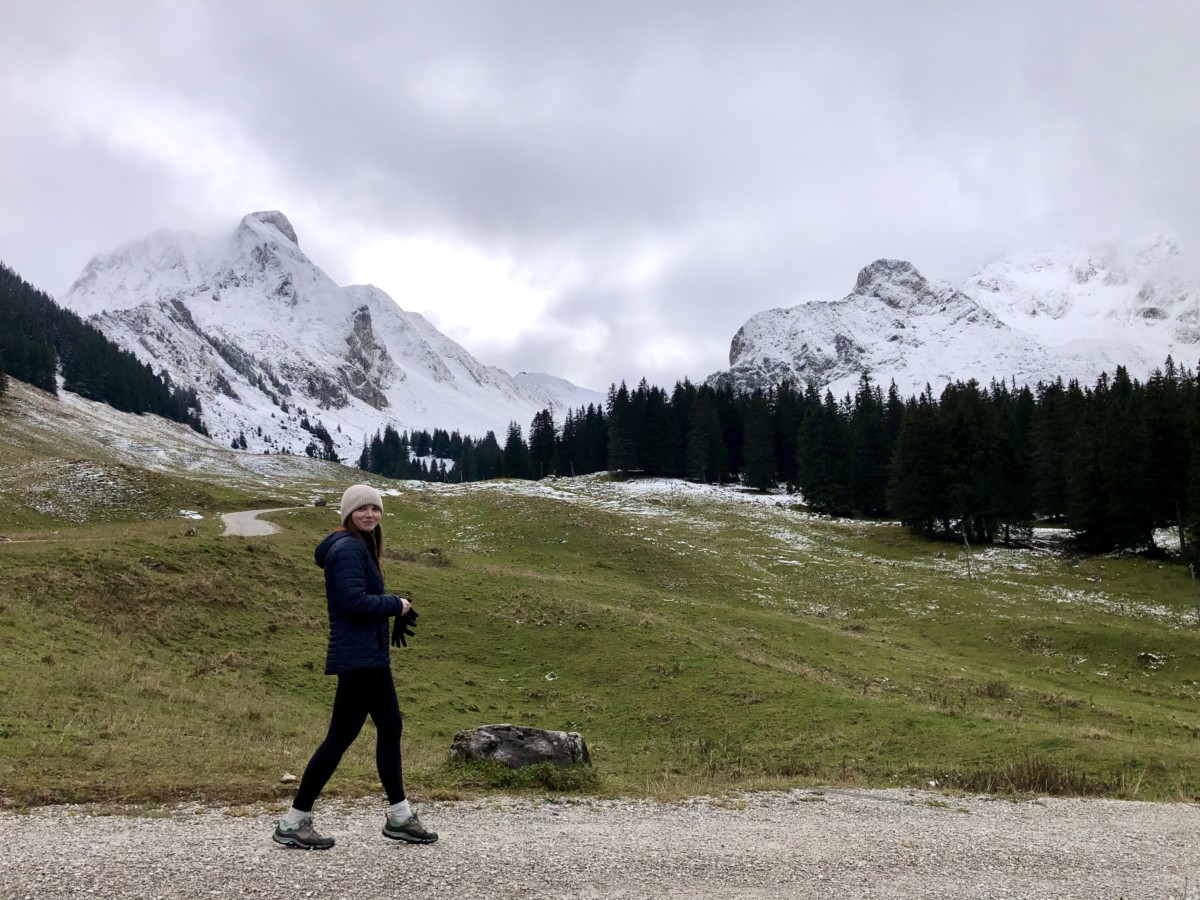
[60, 212, 602, 456]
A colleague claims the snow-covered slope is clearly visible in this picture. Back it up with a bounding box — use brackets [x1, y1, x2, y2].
[60, 212, 603, 456]
[963, 237, 1200, 362]
[709, 245, 1200, 399]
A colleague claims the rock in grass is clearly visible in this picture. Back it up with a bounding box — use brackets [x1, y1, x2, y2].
[450, 724, 591, 769]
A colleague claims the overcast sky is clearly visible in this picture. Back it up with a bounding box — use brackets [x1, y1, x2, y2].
[2, 0, 1197, 391]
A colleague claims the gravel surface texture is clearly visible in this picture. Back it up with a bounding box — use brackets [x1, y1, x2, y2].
[2, 789, 1198, 899]
[219, 508, 293, 537]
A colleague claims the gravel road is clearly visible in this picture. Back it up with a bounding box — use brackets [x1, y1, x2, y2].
[219, 508, 296, 537]
[2, 789, 1197, 899]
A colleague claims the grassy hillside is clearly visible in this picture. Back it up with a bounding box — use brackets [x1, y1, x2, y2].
[1, 380, 1198, 807]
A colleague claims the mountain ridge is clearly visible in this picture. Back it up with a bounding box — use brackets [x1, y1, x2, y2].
[709, 242, 1200, 398]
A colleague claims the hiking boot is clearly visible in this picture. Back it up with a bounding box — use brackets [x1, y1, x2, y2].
[273, 816, 335, 850]
[382, 811, 438, 844]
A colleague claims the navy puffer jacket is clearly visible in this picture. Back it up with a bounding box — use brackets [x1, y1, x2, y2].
[315, 529, 406, 674]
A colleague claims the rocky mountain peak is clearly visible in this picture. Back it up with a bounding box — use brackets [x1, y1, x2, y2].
[239, 211, 299, 247]
[852, 259, 933, 308]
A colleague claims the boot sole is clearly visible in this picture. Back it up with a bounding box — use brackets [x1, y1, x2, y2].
[273, 832, 334, 850]
[381, 827, 438, 844]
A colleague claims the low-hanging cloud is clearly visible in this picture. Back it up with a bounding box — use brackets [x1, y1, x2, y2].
[2, 0, 1197, 391]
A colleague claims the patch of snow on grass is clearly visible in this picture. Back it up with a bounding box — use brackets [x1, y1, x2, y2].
[1043, 585, 1185, 624]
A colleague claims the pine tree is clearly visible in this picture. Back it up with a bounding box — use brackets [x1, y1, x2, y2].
[413, 430, 432, 458]
[559, 409, 579, 477]
[529, 409, 559, 479]
[1101, 366, 1154, 551]
[991, 380, 1035, 542]
[374, 427, 399, 477]
[477, 430, 503, 480]
[1030, 379, 1072, 520]
[458, 437, 477, 481]
[502, 421, 531, 479]
[560, 404, 607, 476]
[670, 380, 696, 477]
[606, 382, 639, 472]
[713, 383, 743, 479]
[887, 392, 946, 536]
[432, 428, 451, 458]
[1065, 377, 1112, 551]
[1143, 359, 1189, 546]
[685, 389, 725, 483]
[847, 375, 890, 516]
[1184, 366, 1200, 563]
[939, 380, 1003, 543]
[773, 380, 804, 490]
[741, 389, 777, 491]
[796, 389, 850, 514]
[584, 403, 609, 473]
[884, 381, 905, 444]
[639, 384, 675, 476]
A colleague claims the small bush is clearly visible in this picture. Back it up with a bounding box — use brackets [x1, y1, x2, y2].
[977, 679, 1014, 701]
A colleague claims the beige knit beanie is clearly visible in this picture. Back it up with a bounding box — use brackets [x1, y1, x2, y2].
[339, 484, 384, 523]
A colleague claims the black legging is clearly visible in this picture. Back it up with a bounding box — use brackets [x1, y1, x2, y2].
[293, 667, 405, 811]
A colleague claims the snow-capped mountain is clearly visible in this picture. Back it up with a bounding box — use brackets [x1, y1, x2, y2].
[60, 212, 603, 456]
[708, 243, 1200, 399]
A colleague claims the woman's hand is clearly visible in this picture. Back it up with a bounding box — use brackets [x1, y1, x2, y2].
[398, 597, 412, 617]
[392, 606, 419, 647]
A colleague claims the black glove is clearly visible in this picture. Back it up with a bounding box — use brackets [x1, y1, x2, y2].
[392, 607, 419, 647]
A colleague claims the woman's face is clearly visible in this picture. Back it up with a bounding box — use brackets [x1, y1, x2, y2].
[350, 504, 382, 532]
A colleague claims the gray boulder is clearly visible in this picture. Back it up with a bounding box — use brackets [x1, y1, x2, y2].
[450, 724, 591, 769]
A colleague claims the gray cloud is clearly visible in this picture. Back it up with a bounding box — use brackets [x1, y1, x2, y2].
[3, 0, 1197, 391]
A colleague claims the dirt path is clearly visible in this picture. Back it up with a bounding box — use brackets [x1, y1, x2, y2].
[1, 508, 297, 542]
[220, 507, 296, 537]
[2, 790, 1198, 899]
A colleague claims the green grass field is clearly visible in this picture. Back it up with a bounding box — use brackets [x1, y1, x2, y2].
[1, 381, 1198, 807]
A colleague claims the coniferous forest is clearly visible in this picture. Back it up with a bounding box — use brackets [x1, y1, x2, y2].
[0, 263, 206, 432]
[359, 365, 1200, 561]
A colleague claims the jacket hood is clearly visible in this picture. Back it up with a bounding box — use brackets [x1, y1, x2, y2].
[315, 529, 354, 569]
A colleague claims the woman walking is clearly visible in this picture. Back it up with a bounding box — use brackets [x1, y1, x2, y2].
[273, 484, 437, 849]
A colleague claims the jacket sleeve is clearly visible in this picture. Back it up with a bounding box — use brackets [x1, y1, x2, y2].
[326, 541, 406, 622]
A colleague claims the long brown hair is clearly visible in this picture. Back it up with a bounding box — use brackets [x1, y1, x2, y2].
[344, 518, 384, 570]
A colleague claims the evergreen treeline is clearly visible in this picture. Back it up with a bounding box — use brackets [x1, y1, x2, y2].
[354, 404, 614, 484]
[471, 366, 1199, 558]
[356, 424, 503, 482]
[0, 262, 206, 432]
